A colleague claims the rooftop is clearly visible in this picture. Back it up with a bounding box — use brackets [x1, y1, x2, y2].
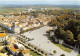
[0, 33, 7, 37]
[22, 49, 30, 55]
[8, 44, 19, 52]
[8, 43, 31, 55]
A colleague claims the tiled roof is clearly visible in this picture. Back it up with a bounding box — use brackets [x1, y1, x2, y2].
[22, 49, 30, 55]
[4, 18, 8, 19]
[0, 18, 2, 19]
[0, 33, 7, 37]
[10, 47, 18, 52]
[8, 44, 19, 53]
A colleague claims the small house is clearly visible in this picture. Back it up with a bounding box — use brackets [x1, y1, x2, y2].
[59, 39, 64, 44]
[0, 33, 8, 42]
[50, 30, 54, 37]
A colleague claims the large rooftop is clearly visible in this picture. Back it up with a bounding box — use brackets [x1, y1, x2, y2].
[0, 33, 7, 37]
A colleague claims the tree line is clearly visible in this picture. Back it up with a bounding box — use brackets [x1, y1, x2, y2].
[49, 9, 80, 47]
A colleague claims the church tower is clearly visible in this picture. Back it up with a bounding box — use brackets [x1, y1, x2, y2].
[11, 23, 15, 33]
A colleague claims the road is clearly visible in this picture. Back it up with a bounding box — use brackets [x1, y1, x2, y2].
[22, 26, 78, 56]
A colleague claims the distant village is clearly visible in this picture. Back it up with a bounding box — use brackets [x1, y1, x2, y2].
[0, 6, 80, 56]
[0, 8, 60, 34]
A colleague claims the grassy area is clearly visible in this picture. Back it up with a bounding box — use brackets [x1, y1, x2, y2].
[25, 46, 42, 56]
[53, 43, 72, 53]
[0, 48, 7, 53]
[77, 54, 80, 56]
[46, 31, 72, 53]
[30, 50, 42, 56]
[0, 43, 4, 46]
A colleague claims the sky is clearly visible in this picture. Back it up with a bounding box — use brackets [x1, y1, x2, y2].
[0, 0, 80, 5]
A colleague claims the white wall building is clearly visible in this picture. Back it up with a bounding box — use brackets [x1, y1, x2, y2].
[0, 33, 8, 42]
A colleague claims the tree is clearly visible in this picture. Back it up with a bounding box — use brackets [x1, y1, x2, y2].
[77, 34, 80, 40]
[38, 49, 41, 52]
[53, 50, 57, 53]
[0, 48, 7, 53]
[49, 18, 57, 26]
[64, 30, 74, 44]
[34, 47, 37, 50]
[28, 43, 31, 46]
[60, 54, 65, 56]
[68, 19, 80, 39]
[45, 53, 48, 56]
[41, 51, 44, 54]
[77, 34, 80, 45]
[55, 27, 65, 39]
[48, 9, 80, 46]
[31, 45, 34, 48]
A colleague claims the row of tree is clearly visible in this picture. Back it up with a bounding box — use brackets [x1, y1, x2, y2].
[12, 9, 80, 18]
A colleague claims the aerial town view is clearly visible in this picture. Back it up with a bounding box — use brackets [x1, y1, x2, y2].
[0, 0, 80, 56]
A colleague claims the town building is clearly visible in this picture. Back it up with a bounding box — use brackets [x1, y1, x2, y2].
[7, 43, 32, 56]
[0, 33, 8, 42]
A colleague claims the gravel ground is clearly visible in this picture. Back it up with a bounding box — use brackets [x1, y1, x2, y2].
[23, 26, 78, 56]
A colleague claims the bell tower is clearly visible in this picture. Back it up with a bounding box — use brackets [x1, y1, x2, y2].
[11, 23, 15, 33]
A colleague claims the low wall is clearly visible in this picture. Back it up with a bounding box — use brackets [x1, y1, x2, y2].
[63, 42, 80, 51]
